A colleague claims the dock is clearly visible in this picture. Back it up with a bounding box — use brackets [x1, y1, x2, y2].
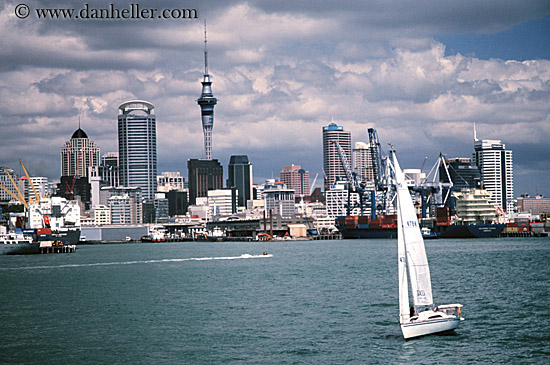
[39, 242, 77, 254]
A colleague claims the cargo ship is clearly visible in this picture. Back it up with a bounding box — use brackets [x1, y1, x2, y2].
[335, 215, 504, 239]
[335, 214, 398, 239]
[335, 205, 505, 239]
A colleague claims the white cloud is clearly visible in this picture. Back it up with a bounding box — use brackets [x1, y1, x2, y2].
[0, 0, 548, 194]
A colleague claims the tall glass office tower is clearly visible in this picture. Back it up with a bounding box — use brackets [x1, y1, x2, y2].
[227, 155, 253, 207]
[118, 100, 157, 200]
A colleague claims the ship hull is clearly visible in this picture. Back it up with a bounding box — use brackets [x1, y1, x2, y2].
[0, 242, 40, 255]
[337, 226, 397, 239]
[337, 220, 504, 239]
[34, 228, 81, 245]
[434, 224, 505, 238]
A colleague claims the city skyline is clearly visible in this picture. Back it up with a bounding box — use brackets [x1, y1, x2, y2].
[0, 1, 549, 196]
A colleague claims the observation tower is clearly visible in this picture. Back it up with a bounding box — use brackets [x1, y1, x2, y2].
[197, 22, 217, 160]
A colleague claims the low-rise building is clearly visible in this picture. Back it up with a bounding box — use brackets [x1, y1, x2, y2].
[517, 195, 550, 215]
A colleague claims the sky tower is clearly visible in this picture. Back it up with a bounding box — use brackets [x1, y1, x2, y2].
[197, 21, 217, 160]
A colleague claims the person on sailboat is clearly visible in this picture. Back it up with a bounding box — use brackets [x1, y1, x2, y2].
[410, 306, 415, 318]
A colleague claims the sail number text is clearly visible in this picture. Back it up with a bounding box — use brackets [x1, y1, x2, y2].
[406, 220, 417, 227]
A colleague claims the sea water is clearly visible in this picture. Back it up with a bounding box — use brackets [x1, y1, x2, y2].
[1, 238, 549, 364]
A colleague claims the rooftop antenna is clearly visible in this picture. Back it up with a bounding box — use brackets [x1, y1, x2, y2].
[473, 122, 478, 142]
[203, 20, 208, 75]
[78, 115, 81, 129]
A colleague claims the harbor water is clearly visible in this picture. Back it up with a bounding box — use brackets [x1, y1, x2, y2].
[1, 238, 549, 363]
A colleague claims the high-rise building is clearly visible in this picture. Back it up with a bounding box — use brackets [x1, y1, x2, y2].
[280, 164, 309, 196]
[325, 181, 360, 219]
[25, 176, 49, 202]
[353, 142, 374, 181]
[101, 186, 143, 224]
[165, 190, 189, 216]
[208, 189, 237, 217]
[61, 127, 100, 178]
[99, 152, 119, 187]
[157, 172, 185, 192]
[188, 159, 223, 205]
[439, 158, 481, 192]
[227, 155, 252, 207]
[473, 136, 514, 212]
[323, 123, 351, 190]
[0, 168, 24, 204]
[263, 184, 295, 219]
[118, 100, 157, 200]
[197, 23, 217, 160]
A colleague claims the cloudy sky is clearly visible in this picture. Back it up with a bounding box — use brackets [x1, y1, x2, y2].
[1, 0, 549, 196]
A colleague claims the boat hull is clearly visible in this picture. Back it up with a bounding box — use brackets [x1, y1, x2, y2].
[337, 226, 397, 239]
[35, 228, 81, 245]
[336, 220, 504, 239]
[0, 242, 41, 255]
[434, 224, 505, 238]
[401, 317, 461, 339]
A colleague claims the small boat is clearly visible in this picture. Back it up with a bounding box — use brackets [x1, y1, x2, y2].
[142, 226, 167, 242]
[421, 227, 438, 239]
[393, 151, 464, 340]
[0, 232, 40, 255]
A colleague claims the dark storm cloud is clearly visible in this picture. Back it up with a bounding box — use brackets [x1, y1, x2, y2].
[251, 0, 550, 34]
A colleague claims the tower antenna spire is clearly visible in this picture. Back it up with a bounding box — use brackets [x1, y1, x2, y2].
[204, 20, 208, 75]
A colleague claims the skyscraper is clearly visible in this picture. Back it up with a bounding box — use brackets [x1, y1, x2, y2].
[61, 127, 100, 178]
[323, 123, 351, 190]
[473, 136, 514, 212]
[187, 159, 223, 206]
[352, 141, 374, 181]
[439, 158, 481, 192]
[227, 155, 253, 207]
[197, 22, 217, 160]
[280, 164, 310, 196]
[118, 100, 157, 200]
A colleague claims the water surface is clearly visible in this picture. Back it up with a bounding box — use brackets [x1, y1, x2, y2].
[1, 238, 549, 363]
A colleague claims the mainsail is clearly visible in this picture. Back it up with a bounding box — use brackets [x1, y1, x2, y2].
[397, 196, 410, 323]
[393, 152, 433, 308]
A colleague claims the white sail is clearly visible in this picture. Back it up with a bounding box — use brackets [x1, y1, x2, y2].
[397, 196, 410, 324]
[393, 152, 433, 307]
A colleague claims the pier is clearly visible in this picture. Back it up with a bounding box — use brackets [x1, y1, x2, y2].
[39, 242, 77, 254]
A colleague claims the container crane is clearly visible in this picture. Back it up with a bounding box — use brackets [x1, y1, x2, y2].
[413, 153, 453, 218]
[332, 141, 370, 216]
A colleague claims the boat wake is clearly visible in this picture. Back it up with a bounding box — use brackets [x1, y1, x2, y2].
[0, 253, 273, 271]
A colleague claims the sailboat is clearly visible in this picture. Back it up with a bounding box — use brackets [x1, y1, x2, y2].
[393, 151, 464, 340]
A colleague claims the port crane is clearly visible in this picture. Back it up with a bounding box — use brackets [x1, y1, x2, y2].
[367, 128, 396, 216]
[332, 141, 370, 216]
[412, 154, 454, 218]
